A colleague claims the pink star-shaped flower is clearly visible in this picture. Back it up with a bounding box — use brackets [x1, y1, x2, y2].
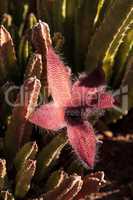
[29, 22, 114, 168]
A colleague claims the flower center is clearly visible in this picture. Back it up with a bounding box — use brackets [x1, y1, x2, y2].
[65, 107, 85, 125]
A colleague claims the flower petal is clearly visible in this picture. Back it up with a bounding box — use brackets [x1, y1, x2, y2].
[29, 103, 65, 131]
[71, 67, 105, 107]
[98, 92, 114, 109]
[71, 85, 97, 107]
[78, 67, 106, 87]
[67, 122, 96, 168]
[47, 47, 72, 106]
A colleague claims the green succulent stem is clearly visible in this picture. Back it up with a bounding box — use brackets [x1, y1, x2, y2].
[0, 159, 7, 190]
[14, 142, 38, 170]
[36, 133, 68, 181]
[15, 159, 36, 198]
[103, 8, 133, 80]
[85, 0, 133, 73]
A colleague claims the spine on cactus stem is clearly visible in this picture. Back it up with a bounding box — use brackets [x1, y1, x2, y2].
[5, 77, 41, 162]
[14, 141, 38, 171]
[24, 53, 43, 80]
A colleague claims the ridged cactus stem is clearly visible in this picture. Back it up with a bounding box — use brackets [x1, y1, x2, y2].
[0, 25, 17, 84]
[44, 170, 68, 192]
[103, 8, 133, 80]
[24, 53, 43, 80]
[94, 0, 105, 25]
[32, 21, 52, 99]
[42, 174, 83, 200]
[19, 34, 32, 68]
[18, 3, 29, 37]
[36, 133, 68, 181]
[85, 0, 133, 72]
[94, 0, 113, 28]
[1, 14, 12, 29]
[0, 191, 15, 200]
[5, 77, 41, 161]
[74, 171, 106, 199]
[112, 27, 133, 87]
[0, 159, 6, 190]
[14, 141, 38, 170]
[28, 13, 37, 30]
[15, 159, 36, 198]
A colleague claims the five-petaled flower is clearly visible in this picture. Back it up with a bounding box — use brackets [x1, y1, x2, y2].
[29, 22, 114, 168]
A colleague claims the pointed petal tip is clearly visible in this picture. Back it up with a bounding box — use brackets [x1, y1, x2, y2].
[67, 122, 96, 169]
[28, 103, 66, 131]
[47, 47, 72, 106]
[98, 92, 114, 109]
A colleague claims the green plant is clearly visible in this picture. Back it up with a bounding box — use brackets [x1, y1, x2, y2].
[0, 17, 105, 200]
[0, 0, 133, 199]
